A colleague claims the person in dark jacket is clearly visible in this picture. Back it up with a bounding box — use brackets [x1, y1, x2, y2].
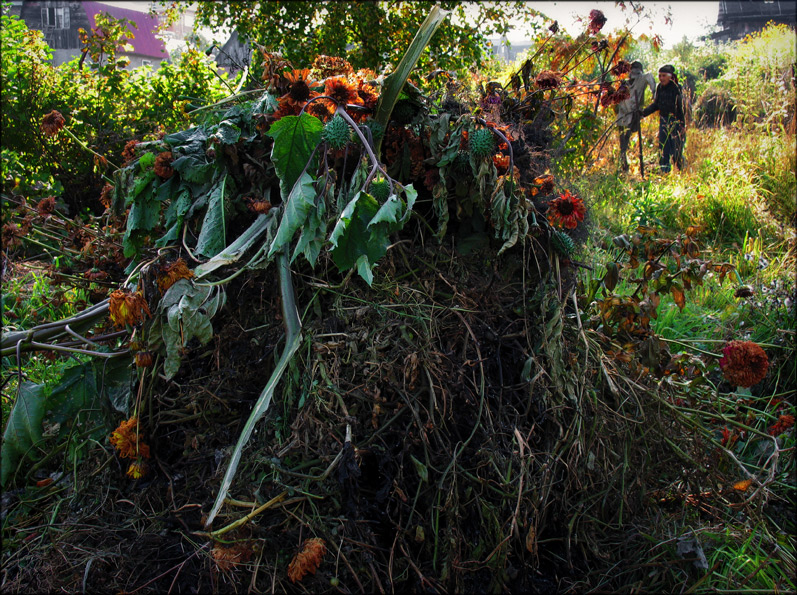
[641, 64, 686, 173]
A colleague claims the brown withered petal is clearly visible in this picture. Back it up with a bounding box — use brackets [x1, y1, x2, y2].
[535, 70, 562, 90]
[588, 9, 607, 34]
[154, 151, 174, 179]
[37, 196, 56, 217]
[287, 538, 326, 583]
[41, 110, 66, 137]
[733, 285, 755, 298]
[157, 258, 194, 293]
[719, 340, 768, 388]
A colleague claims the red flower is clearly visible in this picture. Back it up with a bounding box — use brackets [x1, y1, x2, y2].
[547, 191, 586, 229]
[588, 9, 607, 34]
[719, 340, 769, 388]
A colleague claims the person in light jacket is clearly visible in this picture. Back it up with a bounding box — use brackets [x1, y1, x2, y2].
[615, 61, 656, 173]
[641, 64, 686, 173]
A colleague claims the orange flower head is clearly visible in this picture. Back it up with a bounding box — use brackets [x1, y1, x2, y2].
[719, 340, 769, 388]
[157, 258, 194, 293]
[109, 289, 152, 328]
[492, 154, 510, 173]
[533, 174, 555, 196]
[324, 77, 361, 107]
[109, 417, 151, 459]
[287, 537, 326, 583]
[306, 99, 335, 122]
[272, 96, 305, 121]
[547, 191, 586, 229]
[281, 69, 319, 108]
[41, 110, 66, 137]
[154, 151, 174, 179]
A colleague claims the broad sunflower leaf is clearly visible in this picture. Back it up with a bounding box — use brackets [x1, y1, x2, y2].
[171, 153, 216, 184]
[266, 113, 323, 198]
[165, 126, 208, 147]
[293, 192, 327, 267]
[1, 382, 45, 487]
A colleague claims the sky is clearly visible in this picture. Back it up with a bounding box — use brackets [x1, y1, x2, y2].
[489, 2, 721, 49]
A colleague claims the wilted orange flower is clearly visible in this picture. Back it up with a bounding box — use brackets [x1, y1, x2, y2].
[324, 77, 361, 107]
[212, 543, 253, 572]
[121, 139, 139, 164]
[311, 55, 353, 79]
[719, 340, 768, 388]
[306, 99, 335, 122]
[41, 110, 65, 136]
[126, 459, 148, 479]
[109, 417, 150, 459]
[535, 70, 562, 90]
[154, 151, 174, 179]
[99, 183, 114, 209]
[768, 414, 795, 436]
[272, 95, 306, 121]
[157, 258, 193, 293]
[246, 197, 273, 214]
[287, 537, 326, 583]
[532, 174, 555, 196]
[547, 190, 586, 229]
[2, 222, 25, 250]
[493, 153, 510, 173]
[281, 69, 319, 109]
[588, 9, 607, 34]
[94, 153, 108, 171]
[37, 196, 56, 218]
[109, 289, 151, 328]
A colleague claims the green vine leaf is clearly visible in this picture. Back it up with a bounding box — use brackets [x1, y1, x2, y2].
[1, 382, 45, 487]
[266, 112, 323, 198]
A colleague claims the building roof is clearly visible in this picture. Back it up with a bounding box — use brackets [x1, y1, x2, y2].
[82, 1, 166, 59]
[717, 0, 796, 24]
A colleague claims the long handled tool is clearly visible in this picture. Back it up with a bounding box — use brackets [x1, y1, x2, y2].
[636, 111, 644, 179]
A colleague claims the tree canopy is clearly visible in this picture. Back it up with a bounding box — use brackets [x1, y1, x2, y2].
[162, 1, 548, 74]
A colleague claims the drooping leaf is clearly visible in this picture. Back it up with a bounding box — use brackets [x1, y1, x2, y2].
[165, 126, 208, 147]
[293, 191, 327, 267]
[159, 281, 226, 379]
[671, 283, 686, 311]
[214, 120, 242, 145]
[1, 382, 45, 486]
[171, 153, 216, 184]
[46, 362, 99, 426]
[266, 113, 323, 198]
[196, 173, 233, 258]
[269, 173, 318, 258]
[125, 169, 157, 205]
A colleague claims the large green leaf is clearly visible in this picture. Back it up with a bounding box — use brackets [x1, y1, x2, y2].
[1, 382, 45, 486]
[171, 153, 216, 184]
[266, 113, 323, 198]
[268, 172, 318, 258]
[46, 362, 99, 426]
[165, 126, 208, 148]
[293, 191, 327, 267]
[196, 173, 232, 258]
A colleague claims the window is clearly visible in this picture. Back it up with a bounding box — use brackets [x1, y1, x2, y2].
[142, 60, 152, 67]
[41, 6, 70, 29]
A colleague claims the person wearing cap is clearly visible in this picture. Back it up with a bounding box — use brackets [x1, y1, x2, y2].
[641, 64, 686, 173]
[615, 61, 656, 173]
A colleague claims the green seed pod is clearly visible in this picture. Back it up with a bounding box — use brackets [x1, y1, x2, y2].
[369, 179, 390, 201]
[322, 114, 350, 149]
[469, 128, 495, 159]
[551, 230, 576, 257]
